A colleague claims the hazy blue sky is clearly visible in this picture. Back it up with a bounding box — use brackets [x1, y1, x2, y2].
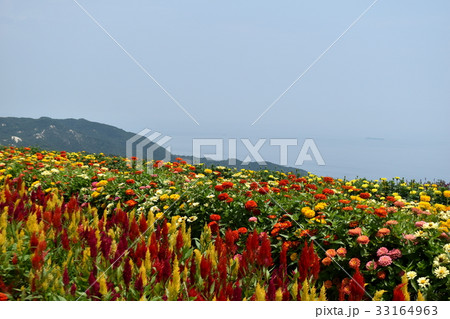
[1, 0, 449, 180]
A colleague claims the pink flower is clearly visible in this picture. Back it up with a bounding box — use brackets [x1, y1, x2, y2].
[356, 235, 370, 245]
[376, 228, 391, 238]
[403, 234, 416, 241]
[248, 217, 258, 223]
[384, 220, 398, 226]
[377, 247, 389, 257]
[387, 249, 402, 260]
[387, 207, 398, 214]
[415, 221, 426, 228]
[348, 227, 362, 236]
[394, 201, 405, 208]
[377, 255, 393, 267]
[366, 261, 377, 270]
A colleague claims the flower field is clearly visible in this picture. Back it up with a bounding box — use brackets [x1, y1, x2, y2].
[0, 146, 449, 301]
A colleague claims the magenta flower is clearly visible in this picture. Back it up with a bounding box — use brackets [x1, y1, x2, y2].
[377, 255, 393, 267]
[366, 261, 377, 270]
[377, 247, 389, 257]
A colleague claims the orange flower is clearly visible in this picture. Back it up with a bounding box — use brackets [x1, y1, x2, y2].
[376, 228, 391, 238]
[0, 293, 8, 301]
[125, 189, 135, 196]
[336, 247, 347, 257]
[237, 227, 248, 234]
[325, 249, 337, 258]
[349, 258, 361, 269]
[356, 235, 370, 245]
[125, 199, 138, 207]
[322, 257, 332, 266]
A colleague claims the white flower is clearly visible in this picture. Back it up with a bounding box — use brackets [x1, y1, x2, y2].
[433, 266, 449, 279]
[41, 171, 52, 176]
[204, 203, 209, 207]
[192, 202, 199, 207]
[150, 206, 160, 213]
[444, 244, 450, 254]
[417, 277, 430, 289]
[406, 271, 417, 280]
[422, 222, 438, 230]
[207, 194, 215, 199]
[187, 216, 198, 222]
[50, 168, 60, 174]
[433, 254, 449, 266]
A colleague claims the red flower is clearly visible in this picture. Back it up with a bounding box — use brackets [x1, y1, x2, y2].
[217, 193, 229, 201]
[374, 208, 387, 218]
[359, 192, 371, 199]
[208, 221, 219, 234]
[221, 181, 234, 189]
[214, 185, 224, 192]
[349, 268, 366, 301]
[258, 187, 269, 194]
[393, 283, 407, 301]
[314, 194, 327, 200]
[244, 200, 258, 211]
[125, 179, 135, 184]
[0, 293, 8, 301]
[237, 227, 248, 234]
[125, 199, 138, 207]
[125, 189, 135, 196]
[209, 214, 221, 221]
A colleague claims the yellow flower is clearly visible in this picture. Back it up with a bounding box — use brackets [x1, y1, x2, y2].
[420, 195, 431, 202]
[303, 209, 315, 219]
[204, 169, 212, 174]
[159, 194, 169, 201]
[91, 191, 101, 198]
[255, 283, 266, 301]
[170, 194, 180, 201]
[444, 190, 450, 198]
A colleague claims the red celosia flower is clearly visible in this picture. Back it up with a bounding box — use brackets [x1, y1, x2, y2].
[63, 267, 70, 286]
[392, 283, 407, 301]
[298, 241, 320, 283]
[257, 233, 273, 268]
[349, 268, 366, 301]
[208, 221, 219, 234]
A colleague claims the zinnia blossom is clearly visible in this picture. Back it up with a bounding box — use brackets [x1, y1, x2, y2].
[377, 247, 389, 257]
[0, 293, 8, 301]
[356, 235, 370, 245]
[433, 266, 449, 279]
[349, 258, 360, 269]
[336, 247, 347, 257]
[377, 255, 392, 267]
[376, 228, 390, 237]
[348, 228, 362, 236]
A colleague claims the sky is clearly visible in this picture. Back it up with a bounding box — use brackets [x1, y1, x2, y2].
[0, 0, 449, 181]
